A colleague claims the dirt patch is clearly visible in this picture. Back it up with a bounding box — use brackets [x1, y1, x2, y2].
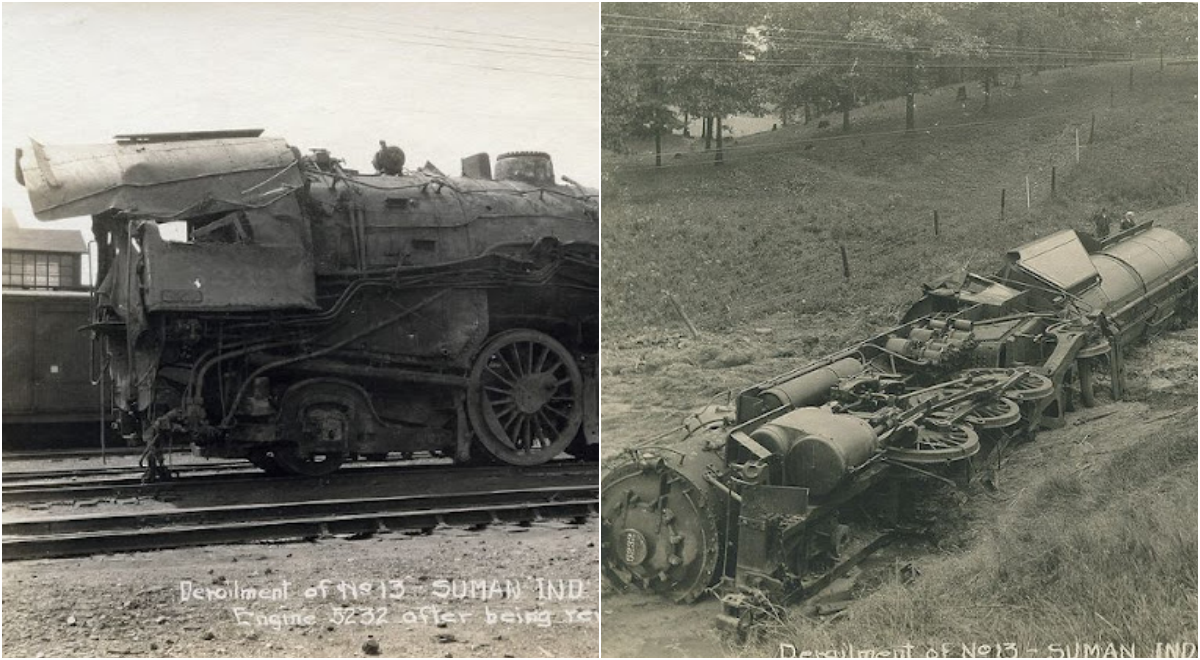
[2, 520, 599, 658]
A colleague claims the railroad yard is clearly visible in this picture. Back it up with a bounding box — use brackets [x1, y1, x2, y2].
[2, 455, 600, 658]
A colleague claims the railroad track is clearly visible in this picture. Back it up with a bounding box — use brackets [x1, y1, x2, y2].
[2, 460, 250, 484]
[2, 447, 177, 462]
[2, 460, 597, 505]
[2, 452, 482, 483]
[3, 484, 597, 561]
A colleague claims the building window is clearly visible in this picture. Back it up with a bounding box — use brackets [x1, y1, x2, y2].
[2, 251, 78, 289]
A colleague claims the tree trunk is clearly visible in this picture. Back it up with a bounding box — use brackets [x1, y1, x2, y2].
[715, 116, 724, 165]
[655, 130, 662, 167]
[682, 111, 690, 138]
[704, 117, 713, 151]
[804, 102, 811, 125]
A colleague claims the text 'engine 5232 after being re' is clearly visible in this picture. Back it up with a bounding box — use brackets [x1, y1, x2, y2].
[15, 129, 598, 478]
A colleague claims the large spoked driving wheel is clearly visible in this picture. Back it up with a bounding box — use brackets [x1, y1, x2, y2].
[468, 330, 583, 466]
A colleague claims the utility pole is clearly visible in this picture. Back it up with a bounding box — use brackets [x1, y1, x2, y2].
[905, 50, 916, 132]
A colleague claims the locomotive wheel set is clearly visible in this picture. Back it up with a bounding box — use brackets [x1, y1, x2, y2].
[600, 223, 1196, 632]
[16, 130, 598, 478]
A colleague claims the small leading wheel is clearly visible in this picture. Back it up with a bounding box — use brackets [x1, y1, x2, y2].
[468, 329, 583, 466]
[271, 446, 345, 477]
[248, 449, 288, 477]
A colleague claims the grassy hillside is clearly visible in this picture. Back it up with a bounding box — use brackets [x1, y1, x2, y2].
[600, 61, 1198, 656]
[602, 61, 1197, 338]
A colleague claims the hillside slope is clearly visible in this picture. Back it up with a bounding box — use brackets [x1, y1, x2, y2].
[600, 61, 1198, 656]
[602, 61, 1197, 337]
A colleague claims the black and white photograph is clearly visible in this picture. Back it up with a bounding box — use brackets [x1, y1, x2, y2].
[598, 3, 1197, 657]
[2, 3, 599, 657]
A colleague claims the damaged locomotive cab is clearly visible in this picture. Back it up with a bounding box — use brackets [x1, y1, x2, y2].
[17, 131, 599, 478]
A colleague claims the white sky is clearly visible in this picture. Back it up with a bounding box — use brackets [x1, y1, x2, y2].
[2, 2, 599, 236]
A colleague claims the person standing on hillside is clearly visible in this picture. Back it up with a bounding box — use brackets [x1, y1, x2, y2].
[1092, 207, 1111, 238]
[1120, 211, 1136, 230]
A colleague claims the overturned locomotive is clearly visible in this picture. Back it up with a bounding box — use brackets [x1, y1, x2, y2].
[601, 223, 1195, 630]
[16, 129, 598, 476]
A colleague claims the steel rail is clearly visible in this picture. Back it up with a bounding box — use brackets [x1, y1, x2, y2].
[4, 486, 597, 561]
[2, 461, 249, 483]
[3, 455, 596, 483]
[2, 447, 188, 461]
[2, 462, 598, 505]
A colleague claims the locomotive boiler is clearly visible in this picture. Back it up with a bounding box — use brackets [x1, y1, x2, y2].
[16, 129, 598, 477]
[600, 223, 1195, 631]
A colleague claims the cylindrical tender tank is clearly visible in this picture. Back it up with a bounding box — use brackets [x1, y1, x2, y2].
[1080, 228, 1195, 312]
[749, 407, 878, 496]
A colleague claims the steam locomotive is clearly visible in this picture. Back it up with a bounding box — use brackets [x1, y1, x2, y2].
[16, 129, 598, 477]
[600, 223, 1195, 631]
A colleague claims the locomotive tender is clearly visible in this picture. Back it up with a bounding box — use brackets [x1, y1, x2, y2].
[16, 129, 598, 476]
[600, 223, 1195, 630]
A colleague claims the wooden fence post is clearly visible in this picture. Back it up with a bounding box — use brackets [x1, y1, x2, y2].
[714, 116, 724, 166]
[840, 245, 851, 280]
[934, 210, 940, 236]
[1051, 166, 1057, 197]
[1001, 189, 1006, 221]
[664, 290, 699, 339]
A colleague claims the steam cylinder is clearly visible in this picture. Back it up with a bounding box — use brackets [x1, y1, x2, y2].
[760, 357, 864, 410]
[749, 407, 878, 496]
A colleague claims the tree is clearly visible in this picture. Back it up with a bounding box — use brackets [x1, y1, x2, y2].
[602, 4, 682, 153]
[849, 4, 979, 132]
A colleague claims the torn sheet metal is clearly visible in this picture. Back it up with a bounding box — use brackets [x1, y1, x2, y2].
[1004, 230, 1099, 294]
[18, 137, 302, 221]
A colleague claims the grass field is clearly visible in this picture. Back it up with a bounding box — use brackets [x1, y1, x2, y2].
[601, 60, 1198, 656]
[602, 60, 1197, 338]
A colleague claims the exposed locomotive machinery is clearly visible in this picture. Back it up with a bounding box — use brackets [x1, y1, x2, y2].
[601, 223, 1195, 632]
[16, 129, 598, 478]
